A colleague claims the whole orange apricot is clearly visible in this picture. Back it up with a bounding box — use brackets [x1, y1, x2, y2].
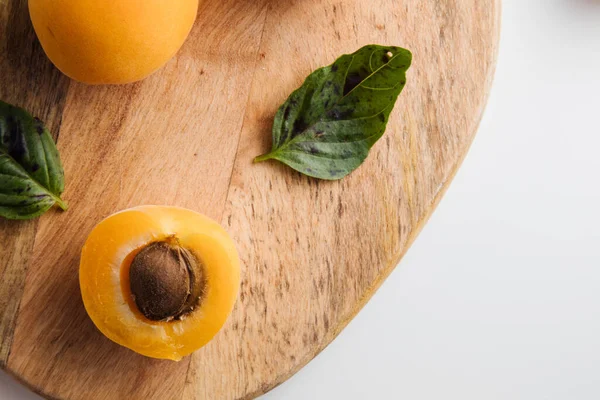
[29, 0, 199, 84]
[80, 206, 240, 361]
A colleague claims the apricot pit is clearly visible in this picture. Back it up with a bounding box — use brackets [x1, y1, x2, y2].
[129, 241, 206, 321]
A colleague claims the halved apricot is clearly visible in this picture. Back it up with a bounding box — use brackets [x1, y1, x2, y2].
[79, 206, 240, 361]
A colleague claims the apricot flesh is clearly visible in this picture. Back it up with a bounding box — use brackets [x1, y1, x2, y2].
[79, 206, 240, 361]
[29, 0, 199, 84]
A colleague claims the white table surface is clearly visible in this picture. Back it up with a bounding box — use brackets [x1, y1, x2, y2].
[2, 1, 600, 399]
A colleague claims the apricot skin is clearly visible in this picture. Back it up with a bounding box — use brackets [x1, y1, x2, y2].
[29, 0, 199, 84]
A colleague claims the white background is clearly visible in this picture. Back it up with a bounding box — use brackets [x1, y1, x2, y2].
[2, 0, 600, 399]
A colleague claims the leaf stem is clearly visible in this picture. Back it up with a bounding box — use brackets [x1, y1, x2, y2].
[52, 195, 69, 211]
[254, 153, 274, 163]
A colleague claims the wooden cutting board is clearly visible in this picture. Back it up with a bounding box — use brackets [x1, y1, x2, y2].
[0, 0, 500, 399]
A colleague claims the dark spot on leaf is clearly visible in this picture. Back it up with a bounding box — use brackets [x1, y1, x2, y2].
[331, 64, 338, 73]
[344, 72, 363, 94]
[283, 105, 291, 121]
[379, 113, 386, 122]
[333, 85, 341, 96]
[34, 118, 45, 134]
[13, 188, 24, 194]
[7, 116, 26, 160]
[341, 150, 353, 159]
[328, 108, 353, 121]
[26, 186, 32, 192]
[31, 163, 40, 172]
[382, 54, 390, 64]
[329, 169, 344, 177]
[293, 119, 307, 136]
[314, 130, 324, 138]
[308, 145, 320, 155]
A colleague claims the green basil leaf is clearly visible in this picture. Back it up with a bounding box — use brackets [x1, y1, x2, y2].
[255, 44, 412, 180]
[0, 101, 67, 220]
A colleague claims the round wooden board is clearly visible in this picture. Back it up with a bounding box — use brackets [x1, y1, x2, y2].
[0, 0, 500, 399]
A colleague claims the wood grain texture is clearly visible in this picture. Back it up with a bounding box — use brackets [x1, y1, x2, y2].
[0, 0, 500, 399]
[0, 0, 70, 367]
